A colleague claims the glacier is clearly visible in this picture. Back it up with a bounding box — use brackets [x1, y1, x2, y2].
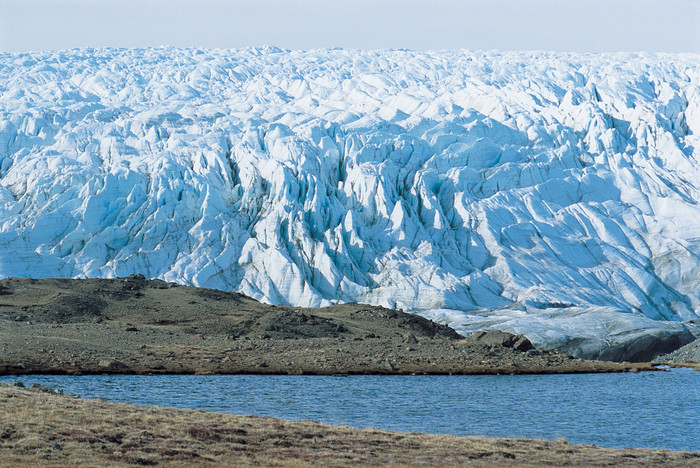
[1, 47, 699, 359]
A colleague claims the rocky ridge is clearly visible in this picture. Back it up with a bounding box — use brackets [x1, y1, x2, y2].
[0, 277, 658, 374]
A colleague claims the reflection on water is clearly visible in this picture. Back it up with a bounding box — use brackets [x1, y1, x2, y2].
[2, 368, 698, 451]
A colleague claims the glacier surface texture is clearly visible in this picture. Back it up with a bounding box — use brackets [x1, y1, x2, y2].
[1, 48, 699, 357]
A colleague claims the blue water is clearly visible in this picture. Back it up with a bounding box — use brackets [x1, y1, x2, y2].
[2, 368, 698, 451]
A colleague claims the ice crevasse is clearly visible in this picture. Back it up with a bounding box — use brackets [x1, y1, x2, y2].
[1, 47, 699, 359]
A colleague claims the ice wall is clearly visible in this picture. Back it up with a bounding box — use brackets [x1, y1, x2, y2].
[1, 48, 699, 355]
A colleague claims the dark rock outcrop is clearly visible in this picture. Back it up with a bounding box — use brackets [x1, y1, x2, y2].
[466, 330, 534, 352]
[595, 329, 696, 362]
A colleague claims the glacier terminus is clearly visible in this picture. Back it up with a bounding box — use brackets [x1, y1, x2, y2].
[1, 47, 699, 359]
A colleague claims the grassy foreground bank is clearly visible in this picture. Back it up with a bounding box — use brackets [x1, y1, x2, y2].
[1, 383, 698, 467]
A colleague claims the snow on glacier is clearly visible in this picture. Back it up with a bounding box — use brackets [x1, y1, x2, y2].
[0, 47, 699, 357]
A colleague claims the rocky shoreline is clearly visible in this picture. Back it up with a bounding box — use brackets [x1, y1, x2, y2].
[0, 276, 668, 375]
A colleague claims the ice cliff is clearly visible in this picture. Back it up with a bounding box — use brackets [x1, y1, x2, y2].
[1, 48, 699, 358]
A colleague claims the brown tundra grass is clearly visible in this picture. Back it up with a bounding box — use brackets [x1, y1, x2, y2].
[0, 383, 698, 467]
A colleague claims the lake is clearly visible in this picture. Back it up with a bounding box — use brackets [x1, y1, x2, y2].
[2, 368, 698, 451]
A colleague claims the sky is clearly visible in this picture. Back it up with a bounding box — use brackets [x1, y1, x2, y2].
[0, 0, 699, 53]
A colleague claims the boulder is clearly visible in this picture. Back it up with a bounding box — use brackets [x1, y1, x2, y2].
[380, 360, 396, 372]
[98, 359, 125, 369]
[467, 330, 534, 352]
